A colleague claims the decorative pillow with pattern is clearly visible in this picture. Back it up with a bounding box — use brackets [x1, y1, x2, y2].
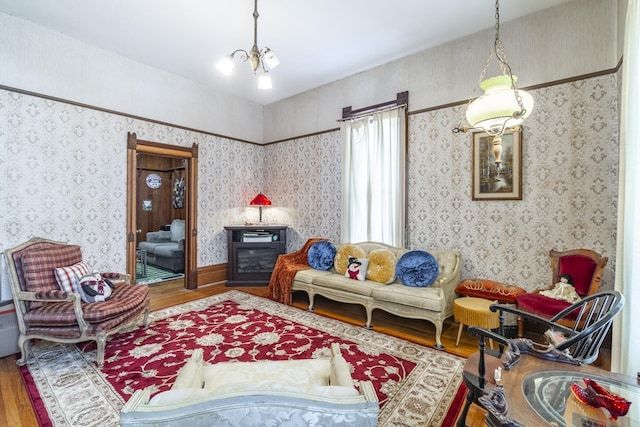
[54, 261, 90, 294]
[396, 250, 439, 287]
[307, 241, 337, 271]
[345, 257, 369, 281]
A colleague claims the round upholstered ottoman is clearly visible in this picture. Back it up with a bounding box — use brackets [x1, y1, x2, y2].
[453, 297, 500, 348]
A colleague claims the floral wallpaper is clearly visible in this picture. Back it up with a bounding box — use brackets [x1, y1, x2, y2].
[263, 73, 619, 291]
[0, 90, 263, 275]
[0, 72, 618, 295]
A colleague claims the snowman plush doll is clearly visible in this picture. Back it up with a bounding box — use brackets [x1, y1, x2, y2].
[78, 272, 115, 303]
[345, 257, 368, 281]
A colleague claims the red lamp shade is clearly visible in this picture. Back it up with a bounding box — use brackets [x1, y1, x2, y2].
[250, 193, 272, 206]
[250, 193, 271, 223]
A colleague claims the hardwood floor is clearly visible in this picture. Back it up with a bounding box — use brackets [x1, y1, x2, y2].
[0, 280, 611, 426]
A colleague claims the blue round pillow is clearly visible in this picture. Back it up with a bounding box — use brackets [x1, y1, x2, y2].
[396, 250, 439, 287]
[307, 241, 337, 271]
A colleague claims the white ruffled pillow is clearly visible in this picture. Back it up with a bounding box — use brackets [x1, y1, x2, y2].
[172, 349, 204, 390]
[149, 388, 211, 406]
[309, 385, 360, 397]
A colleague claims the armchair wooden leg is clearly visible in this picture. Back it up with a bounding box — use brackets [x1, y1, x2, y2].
[456, 390, 474, 427]
[142, 304, 150, 328]
[16, 335, 32, 366]
[96, 333, 107, 368]
[517, 315, 524, 338]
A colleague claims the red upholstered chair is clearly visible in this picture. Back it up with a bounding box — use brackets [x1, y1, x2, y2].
[4, 237, 150, 367]
[515, 249, 608, 337]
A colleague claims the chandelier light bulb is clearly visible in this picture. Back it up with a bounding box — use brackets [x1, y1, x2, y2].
[216, 56, 234, 76]
[258, 71, 272, 90]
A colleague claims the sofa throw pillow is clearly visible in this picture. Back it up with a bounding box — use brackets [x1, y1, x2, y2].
[307, 241, 337, 271]
[367, 249, 397, 284]
[78, 272, 115, 303]
[170, 219, 186, 242]
[396, 250, 439, 287]
[54, 261, 90, 294]
[345, 257, 369, 281]
[334, 244, 366, 275]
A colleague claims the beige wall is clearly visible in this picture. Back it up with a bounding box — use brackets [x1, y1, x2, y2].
[264, 0, 619, 142]
[0, 13, 264, 143]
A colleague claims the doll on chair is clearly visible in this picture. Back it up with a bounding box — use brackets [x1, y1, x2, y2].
[540, 273, 580, 303]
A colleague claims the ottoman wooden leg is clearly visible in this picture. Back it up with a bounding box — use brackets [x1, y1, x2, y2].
[456, 322, 464, 347]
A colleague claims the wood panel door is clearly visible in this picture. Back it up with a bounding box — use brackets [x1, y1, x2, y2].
[136, 154, 186, 243]
[126, 132, 198, 289]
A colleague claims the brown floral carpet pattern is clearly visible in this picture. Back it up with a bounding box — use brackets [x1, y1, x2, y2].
[20, 291, 465, 426]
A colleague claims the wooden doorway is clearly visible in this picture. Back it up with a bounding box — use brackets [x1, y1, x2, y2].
[126, 132, 198, 289]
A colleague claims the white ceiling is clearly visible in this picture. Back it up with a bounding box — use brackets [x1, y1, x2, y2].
[1, 0, 572, 106]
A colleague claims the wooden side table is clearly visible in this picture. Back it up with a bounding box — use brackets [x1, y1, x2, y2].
[453, 297, 500, 349]
[459, 352, 640, 426]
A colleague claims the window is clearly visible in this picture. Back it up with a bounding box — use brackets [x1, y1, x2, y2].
[340, 106, 407, 246]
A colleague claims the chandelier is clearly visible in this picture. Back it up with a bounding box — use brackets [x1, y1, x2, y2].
[216, 0, 280, 89]
[453, 0, 534, 138]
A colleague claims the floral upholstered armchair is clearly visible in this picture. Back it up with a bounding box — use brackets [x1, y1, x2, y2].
[4, 237, 150, 367]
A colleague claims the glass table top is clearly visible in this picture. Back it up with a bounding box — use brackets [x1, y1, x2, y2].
[522, 371, 639, 427]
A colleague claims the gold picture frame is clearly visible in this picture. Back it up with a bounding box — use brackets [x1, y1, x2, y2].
[472, 128, 522, 200]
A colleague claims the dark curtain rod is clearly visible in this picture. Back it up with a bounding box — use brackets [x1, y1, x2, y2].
[341, 91, 409, 120]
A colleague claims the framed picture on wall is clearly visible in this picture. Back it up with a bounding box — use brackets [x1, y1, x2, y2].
[472, 127, 522, 200]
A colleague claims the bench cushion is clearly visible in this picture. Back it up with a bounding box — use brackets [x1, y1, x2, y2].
[312, 275, 382, 297]
[294, 268, 334, 284]
[372, 283, 445, 312]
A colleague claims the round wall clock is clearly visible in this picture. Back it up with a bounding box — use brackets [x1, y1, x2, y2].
[146, 173, 162, 189]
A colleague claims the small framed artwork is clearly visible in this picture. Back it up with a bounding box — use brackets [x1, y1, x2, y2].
[142, 199, 152, 211]
[472, 127, 522, 200]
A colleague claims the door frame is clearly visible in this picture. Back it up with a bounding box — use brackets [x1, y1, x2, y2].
[126, 132, 198, 289]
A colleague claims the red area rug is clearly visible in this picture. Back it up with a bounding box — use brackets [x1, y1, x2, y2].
[19, 290, 466, 426]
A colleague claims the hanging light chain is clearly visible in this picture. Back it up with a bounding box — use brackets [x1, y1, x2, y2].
[493, 0, 526, 119]
[453, 0, 529, 133]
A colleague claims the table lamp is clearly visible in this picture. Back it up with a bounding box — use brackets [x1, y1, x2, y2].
[250, 193, 271, 223]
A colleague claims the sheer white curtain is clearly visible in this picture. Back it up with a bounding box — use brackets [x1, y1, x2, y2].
[612, 0, 640, 377]
[340, 107, 406, 246]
